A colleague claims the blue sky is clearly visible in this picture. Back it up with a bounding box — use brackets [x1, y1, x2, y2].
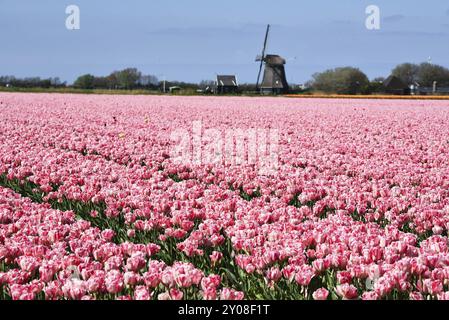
[1, 0, 449, 84]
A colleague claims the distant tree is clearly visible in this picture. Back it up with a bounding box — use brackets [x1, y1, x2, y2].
[367, 77, 386, 94]
[238, 83, 257, 93]
[106, 73, 118, 89]
[112, 68, 142, 89]
[311, 67, 370, 94]
[73, 74, 95, 89]
[92, 76, 109, 89]
[50, 77, 60, 86]
[0, 76, 14, 86]
[417, 63, 449, 87]
[391, 63, 419, 85]
[0, 75, 66, 88]
[139, 75, 159, 87]
[52, 77, 66, 88]
[199, 80, 215, 88]
[38, 78, 52, 88]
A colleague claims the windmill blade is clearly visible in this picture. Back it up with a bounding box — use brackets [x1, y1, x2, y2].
[256, 24, 270, 91]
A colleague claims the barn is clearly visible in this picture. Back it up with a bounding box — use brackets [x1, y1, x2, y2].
[216, 75, 239, 94]
[383, 75, 409, 95]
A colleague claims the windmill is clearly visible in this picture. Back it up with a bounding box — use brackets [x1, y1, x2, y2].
[255, 24, 289, 94]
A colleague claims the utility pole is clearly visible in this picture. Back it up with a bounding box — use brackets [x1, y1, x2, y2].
[159, 74, 166, 93]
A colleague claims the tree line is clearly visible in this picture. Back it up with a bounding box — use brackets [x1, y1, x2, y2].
[2, 62, 449, 94]
[308, 62, 449, 94]
[73, 68, 159, 90]
[0, 76, 66, 88]
[0, 68, 200, 92]
[73, 68, 203, 90]
[73, 68, 200, 91]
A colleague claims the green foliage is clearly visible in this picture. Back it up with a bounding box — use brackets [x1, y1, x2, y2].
[391, 63, 420, 85]
[417, 63, 449, 87]
[392, 62, 449, 87]
[112, 68, 142, 90]
[73, 74, 95, 89]
[310, 67, 370, 94]
[367, 80, 386, 94]
[0, 76, 64, 88]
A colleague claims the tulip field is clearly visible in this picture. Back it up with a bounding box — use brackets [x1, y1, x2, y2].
[2, 92, 449, 300]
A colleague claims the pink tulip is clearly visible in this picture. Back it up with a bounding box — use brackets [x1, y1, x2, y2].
[170, 288, 184, 300]
[336, 284, 359, 300]
[3, 93, 449, 300]
[134, 286, 152, 300]
[266, 267, 282, 282]
[437, 292, 449, 300]
[312, 288, 329, 300]
[157, 292, 171, 300]
[361, 292, 379, 300]
[105, 270, 123, 294]
[220, 288, 244, 300]
[409, 292, 424, 300]
[101, 229, 116, 242]
[62, 279, 87, 300]
[210, 251, 223, 266]
[124, 272, 140, 287]
[337, 271, 352, 284]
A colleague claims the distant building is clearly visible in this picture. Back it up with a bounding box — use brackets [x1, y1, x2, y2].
[216, 75, 238, 94]
[169, 86, 181, 94]
[383, 75, 409, 95]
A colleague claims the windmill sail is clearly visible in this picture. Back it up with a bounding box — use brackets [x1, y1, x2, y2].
[256, 24, 270, 91]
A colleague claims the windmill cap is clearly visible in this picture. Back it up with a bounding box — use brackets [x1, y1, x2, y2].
[264, 55, 286, 65]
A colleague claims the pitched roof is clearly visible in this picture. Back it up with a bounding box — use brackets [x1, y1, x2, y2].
[383, 75, 407, 90]
[216, 75, 238, 87]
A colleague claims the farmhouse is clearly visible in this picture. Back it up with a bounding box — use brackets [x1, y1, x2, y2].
[383, 75, 409, 95]
[215, 75, 238, 94]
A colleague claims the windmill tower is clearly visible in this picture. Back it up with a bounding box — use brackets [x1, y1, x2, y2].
[255, 25, 289, 94]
